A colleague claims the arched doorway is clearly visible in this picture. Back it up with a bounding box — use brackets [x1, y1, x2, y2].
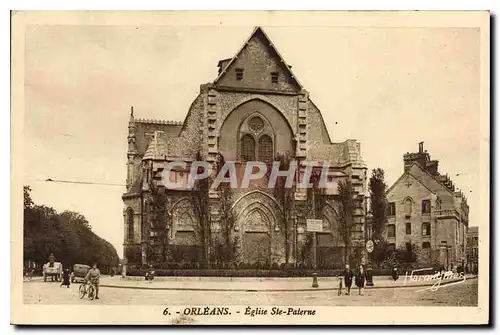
[232, 190, 284, 266]
[169, 198, 200, 263]
[241, 208, 272, 265]
[316, 204, 342, 269]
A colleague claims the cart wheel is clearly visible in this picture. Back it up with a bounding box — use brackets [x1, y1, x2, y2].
[79, 284, 86, 299]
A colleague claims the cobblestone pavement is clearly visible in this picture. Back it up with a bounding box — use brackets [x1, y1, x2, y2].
[23, 278, 477, 306]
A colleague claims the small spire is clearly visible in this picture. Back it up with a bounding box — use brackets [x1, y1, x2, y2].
[129, 106, 135, 124]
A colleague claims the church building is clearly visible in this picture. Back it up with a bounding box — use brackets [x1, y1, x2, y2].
[122, 27, 367, 268]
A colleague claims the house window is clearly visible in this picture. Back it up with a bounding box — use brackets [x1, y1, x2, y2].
[127, 208, 134, 241]
[422, 242, 431, 249]
[387, 224, 396, 238]
[387, 202, 396, 216]
[405, 242, 412, 253]
[235, 68, 244, 81]
[258, 134, 273, 163]
[404, 198, 412, 217]
[405, 222, 411, 235]
[271, 72, 279, 84]
[422, 222, 431, 236]
[422, 199, 431, 214]
[241, 134, 256, 161]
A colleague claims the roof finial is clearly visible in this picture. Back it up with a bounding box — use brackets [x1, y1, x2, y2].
[129, 106, 135, 124]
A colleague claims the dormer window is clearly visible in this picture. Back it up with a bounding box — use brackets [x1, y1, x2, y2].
[235, 68, 244, 81]
[271, 72, 279, 84]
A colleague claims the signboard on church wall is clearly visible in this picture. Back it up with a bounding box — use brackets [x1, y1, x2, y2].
[306, 219, 323, 232]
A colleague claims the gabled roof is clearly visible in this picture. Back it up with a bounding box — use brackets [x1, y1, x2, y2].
[386, 164, 436, 196]
[387, 162, 458, 197]
[213, 26, 303, 89]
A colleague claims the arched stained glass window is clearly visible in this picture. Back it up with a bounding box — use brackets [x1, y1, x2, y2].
[258, 134, 273, 163]
[241, 135, 256, 161]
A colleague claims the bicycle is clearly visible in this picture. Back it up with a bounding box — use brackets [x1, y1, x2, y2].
[79, 279, 98, 300]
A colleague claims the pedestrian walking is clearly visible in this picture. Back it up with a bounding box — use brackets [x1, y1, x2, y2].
[343, 264, 353, 295]
[60, 268, 70, 288]
[392, 265, 399, 281]
[355, 264, 366, 296]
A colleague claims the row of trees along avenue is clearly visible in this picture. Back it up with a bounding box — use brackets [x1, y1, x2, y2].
[23, 186, 119, 272]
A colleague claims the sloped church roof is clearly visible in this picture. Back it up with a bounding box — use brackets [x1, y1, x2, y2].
[213, 26, 303, 89]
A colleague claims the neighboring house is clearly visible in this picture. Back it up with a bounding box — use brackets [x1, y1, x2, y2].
[386, 142, 469, 269]
[466, 226, 478, 274]
[122, 27, 368, 267]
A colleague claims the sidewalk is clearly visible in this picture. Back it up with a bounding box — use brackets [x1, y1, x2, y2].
[100, 275, 477, 292]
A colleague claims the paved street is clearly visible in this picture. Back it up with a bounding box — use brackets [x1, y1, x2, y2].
[23, 277, 478, 306]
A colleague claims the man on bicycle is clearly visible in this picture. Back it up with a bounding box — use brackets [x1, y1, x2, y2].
[85, 263, 101, 299]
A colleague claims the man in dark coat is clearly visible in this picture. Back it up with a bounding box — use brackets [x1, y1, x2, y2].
[355, 264, 366, 296]
[60, 268, 70, 288]
[392, 265, 399, 281]
[343, 264, 354, 295]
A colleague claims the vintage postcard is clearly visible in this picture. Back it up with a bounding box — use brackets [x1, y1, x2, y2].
[11, 11, 490, 325]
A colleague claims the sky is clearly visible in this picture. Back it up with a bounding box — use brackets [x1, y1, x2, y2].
[23, 25, 481, 258]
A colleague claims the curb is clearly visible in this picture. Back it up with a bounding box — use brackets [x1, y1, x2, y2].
[100, 276, 477, 292]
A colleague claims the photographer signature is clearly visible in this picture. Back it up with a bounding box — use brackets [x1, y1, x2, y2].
[402, 268, 466, 292]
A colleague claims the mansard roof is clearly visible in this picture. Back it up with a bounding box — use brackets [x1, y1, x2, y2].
[213, 26, 303, 89]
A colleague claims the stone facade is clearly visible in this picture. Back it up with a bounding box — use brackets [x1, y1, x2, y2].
[466, 226, 478, 274]
[386, 142, 469, 269]
[122, 27, 367, 268]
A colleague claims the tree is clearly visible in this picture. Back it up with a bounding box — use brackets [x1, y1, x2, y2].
[212, 154, 239, 267]
[24, 185, 34, 209]
[272, 153, 296, 266]
[23, 185, 119, 271]
[306, 168, 326, 219]
[395, 242, 420, 265]
[190, 151, 212, 268]
[148, 178, 168, 263]
[336, 180, 356, 265]
[369, 168, 388, 242]
[372, 240, 394, 265]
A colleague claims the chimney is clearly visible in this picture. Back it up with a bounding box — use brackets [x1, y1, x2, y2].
[403, 142, 431, 172]
[426, 160, 439, 176]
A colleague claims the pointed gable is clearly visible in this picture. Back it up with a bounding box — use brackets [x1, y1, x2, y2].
[214, 27, 302, 92]
[387, 171, 435, 200]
